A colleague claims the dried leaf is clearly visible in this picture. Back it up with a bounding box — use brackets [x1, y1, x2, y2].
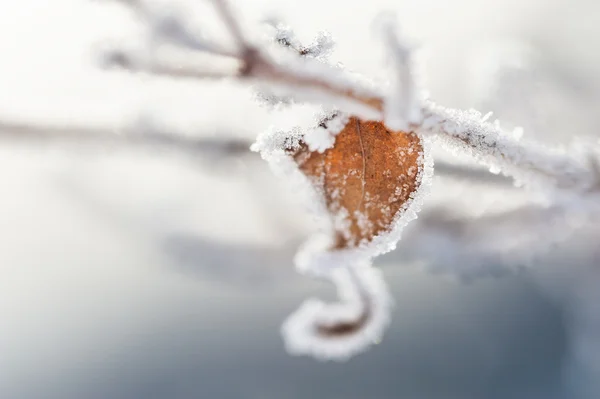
[292, 116, 423, 249]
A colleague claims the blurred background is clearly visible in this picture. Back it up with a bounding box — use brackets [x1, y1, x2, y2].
[0, 0, 599, 398]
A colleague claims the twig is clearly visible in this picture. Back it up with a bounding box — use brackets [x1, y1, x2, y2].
[101, 0, 384, 113]
[110, 0, 239, 58]
[208, 0, 247, 53]
[102, 46, 383, 114]
[0, 118, 251, 157]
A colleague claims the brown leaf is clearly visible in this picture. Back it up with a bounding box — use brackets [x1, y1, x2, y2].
[292, 116, 423, 249]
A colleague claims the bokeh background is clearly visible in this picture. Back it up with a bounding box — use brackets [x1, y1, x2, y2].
[1, 0, 599, 398]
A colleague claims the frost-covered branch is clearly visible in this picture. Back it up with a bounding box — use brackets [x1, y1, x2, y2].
[418, 104, 600, 194]
[100, 0, 600, 198]
[100, 0, 384, 117]
[377, 17, 599, 195]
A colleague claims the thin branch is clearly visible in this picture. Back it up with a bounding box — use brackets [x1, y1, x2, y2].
[100, 1, 383, 113]
[102, 43, 383, 113]
[110, 0, 239, 58]
[102, 46, 241, 79]
[0, 118, 251, 157]
[153, 13, 239, 58]
[208, 0, 248, 52]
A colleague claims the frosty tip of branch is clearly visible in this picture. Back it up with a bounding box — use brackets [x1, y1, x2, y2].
[376, 13, 423, 131]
